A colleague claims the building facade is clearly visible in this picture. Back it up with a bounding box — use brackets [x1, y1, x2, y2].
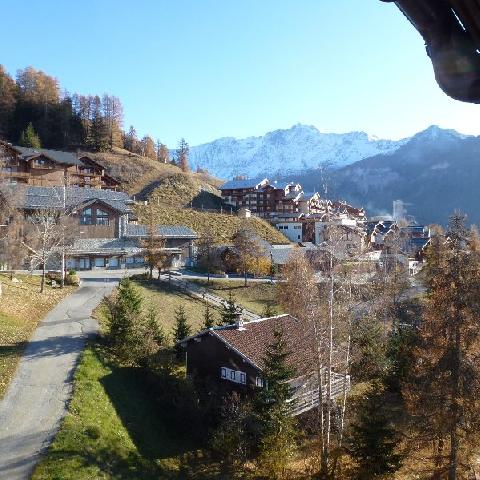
[0, 142, 120, 190]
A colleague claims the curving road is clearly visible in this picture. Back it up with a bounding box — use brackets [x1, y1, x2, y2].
[0, 277, 118, 480]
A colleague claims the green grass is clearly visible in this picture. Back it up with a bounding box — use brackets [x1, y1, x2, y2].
[191, 279, 282, 316]
[32, 344, 213, 480]
[126, 279, 223, 336]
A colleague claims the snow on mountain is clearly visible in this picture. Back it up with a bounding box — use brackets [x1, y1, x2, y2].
[188, 124, 409, 180]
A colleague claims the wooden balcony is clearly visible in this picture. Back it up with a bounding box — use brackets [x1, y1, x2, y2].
[289, 372, 350, 416]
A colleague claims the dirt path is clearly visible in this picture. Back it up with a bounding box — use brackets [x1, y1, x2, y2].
[0, 278, 117, 480]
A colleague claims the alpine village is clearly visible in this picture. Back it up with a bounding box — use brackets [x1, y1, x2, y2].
[0, 65, 479, 480]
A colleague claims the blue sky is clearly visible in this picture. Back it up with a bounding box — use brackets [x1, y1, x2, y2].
[1, 0, 479, 146]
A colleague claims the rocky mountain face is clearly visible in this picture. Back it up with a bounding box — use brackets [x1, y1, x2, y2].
[294, 126, 479, 226]
[189, 124, 407, 179]
[189, 124, 479, 226]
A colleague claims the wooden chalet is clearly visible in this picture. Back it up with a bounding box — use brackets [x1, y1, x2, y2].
[180, 314, 350, 416]
[0, 141, 120, 190]
[1, 184, 197, 271]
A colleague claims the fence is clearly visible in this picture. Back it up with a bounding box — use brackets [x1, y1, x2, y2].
[159, 274, 260, 321]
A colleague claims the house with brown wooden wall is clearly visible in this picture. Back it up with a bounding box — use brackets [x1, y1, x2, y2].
[180, 314, 350, 416]
[3, 184, 197, 271]
[0, 141, 120, 190]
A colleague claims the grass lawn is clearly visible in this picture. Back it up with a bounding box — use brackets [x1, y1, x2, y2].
[32, 344, 218, 480]
[0, 273, 75, 398]
[191, 279, 283, 317]
[125, 279, 222, 337]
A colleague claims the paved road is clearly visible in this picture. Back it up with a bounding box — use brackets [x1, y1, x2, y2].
[0, 277, 118, 480]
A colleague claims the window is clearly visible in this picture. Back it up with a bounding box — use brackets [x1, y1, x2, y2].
[34, 158, 49, 167]
[255, 377, 264, 387]
[95, 257, 105, 267]
[80, 208, 93, 225]
[96, 208, 109, 225]
[220, 367, 247, 385]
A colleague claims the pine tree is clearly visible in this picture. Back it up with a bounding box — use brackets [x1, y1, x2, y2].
[254, 328, 297, 479]
[176, 137, 190, 172]
[202, 303, 215, 329]
[88, 96, 109, 151]
[221, 291, 239, 325]
[19, 122, 41, 148]
[172, 305, 191, 360]
[105, 278, 143, 363]
[262, 302, 277, 318]
[348, 381, 402, 479]
[145, 306, 166, 346]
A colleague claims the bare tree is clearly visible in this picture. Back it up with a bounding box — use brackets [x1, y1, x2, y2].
[23, 208, 75, 293]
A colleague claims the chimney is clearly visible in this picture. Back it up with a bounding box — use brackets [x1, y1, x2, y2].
[235, 311, 245, 330]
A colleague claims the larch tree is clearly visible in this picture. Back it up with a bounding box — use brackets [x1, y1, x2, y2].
[156, 140, 170, 163]
[233, 226, 266, 286]
[404, 214, 480, 480]
[140, 135, 156, 160]
[0, 65, 17, 139]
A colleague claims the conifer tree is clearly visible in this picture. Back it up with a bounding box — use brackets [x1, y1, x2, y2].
[254, 328, 297, 479]
[405, 214, 480, 479]
[202, 303, 215, 330]
[262, 301, 277, 318]
[156, 140, 170, 163]
[176, 137, 190, 172]
[173, 305, 191, 360]
[145, 306, 166, 347]
[348, 381, 402, 479]
[105, 278, 143, 363]
[221, 291, 239, 325]
[19, 122, 41, 148]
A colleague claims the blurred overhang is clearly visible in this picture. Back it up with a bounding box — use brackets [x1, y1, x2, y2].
[382, 0, 480, 103]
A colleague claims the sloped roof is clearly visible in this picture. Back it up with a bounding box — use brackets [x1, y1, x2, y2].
[125, 224, 197, 238]
[14, 146, 84, 166]
[71, 238, 143, 255]
[10, 185, 132, 213]
[220, 177, 268, 190]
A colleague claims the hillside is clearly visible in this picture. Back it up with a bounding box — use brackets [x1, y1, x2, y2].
[136, 203, 289, 244]
[146, 172, 222, 209]
[288, 126, 479, 225]
[86, 147, 221, 199]
[188, 123, 408, 179]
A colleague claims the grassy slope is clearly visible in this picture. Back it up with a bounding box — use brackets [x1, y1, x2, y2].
[32, 281, 225, 480]
[137, 203, 289, 245]
[0, 274, 75, 397]
[130, 279, 221, 335]
[88, 149, 289, 245]
[32, 345, 199, 480]
[192, 279, 282, 316]
[88, 148, 221, 199]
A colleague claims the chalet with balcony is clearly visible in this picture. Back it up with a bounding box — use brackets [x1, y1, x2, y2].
[3, 184, 197, 271]
[180, 314, 350, 416]
[0, 141, 120, 190]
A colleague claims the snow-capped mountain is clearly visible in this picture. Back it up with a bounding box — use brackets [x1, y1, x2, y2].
[188, 124, 409, 179]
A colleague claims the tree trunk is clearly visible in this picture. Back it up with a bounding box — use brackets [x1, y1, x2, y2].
[448, 323, 461, 480]
[244, 269, 247, 287]
[40, 262, 46, 293]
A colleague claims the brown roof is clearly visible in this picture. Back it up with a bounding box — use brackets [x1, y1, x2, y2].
[213, 314, 318, 377]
